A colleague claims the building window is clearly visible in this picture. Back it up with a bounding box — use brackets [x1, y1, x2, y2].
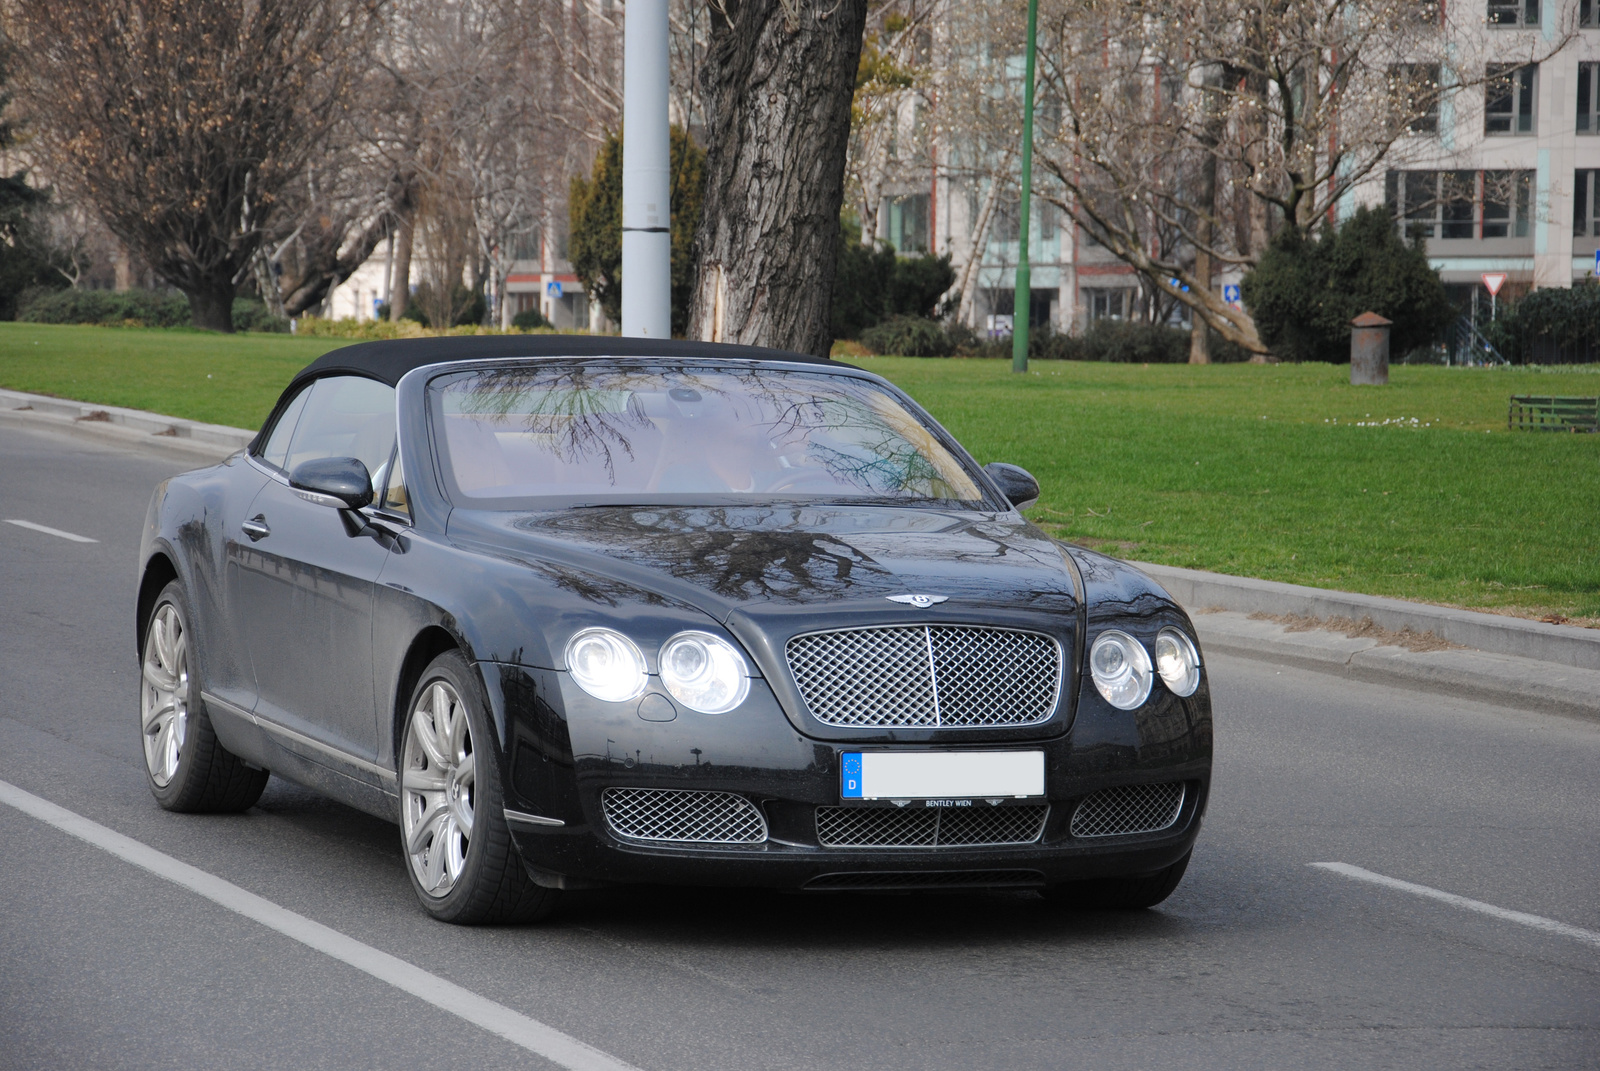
[1575, 171, 1600, 237]
[1085, 288, 1131, 321]
[1385, 170, 1532, 239]
[1391, 63, 1441, 133]
[1487, 0, 1539, 25]
[1485, 64, 1537, 134]
[1582, 0, 1598, 24]
[1580, 63, 1600, 133]
[1481, 171, 1533, 237]
[885, 193, 929, 254]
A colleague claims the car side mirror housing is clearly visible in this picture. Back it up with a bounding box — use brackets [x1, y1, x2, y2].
[289, 457, 373, 511]
[983, 462, 1040, 511]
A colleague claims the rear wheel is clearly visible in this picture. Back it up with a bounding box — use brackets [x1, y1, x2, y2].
[140, 581, 269, 812]
[399, 650, 558, 924]
[1044, 850, 1192, 910]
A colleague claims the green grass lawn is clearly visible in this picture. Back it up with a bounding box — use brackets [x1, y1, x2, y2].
[2, 322, 1596, 622]
[0, 322, 344, 429]
[857, 356, 1600, 623]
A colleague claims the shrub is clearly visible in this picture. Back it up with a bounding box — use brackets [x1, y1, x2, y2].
[1242, 205, 1455, 362]
[230, 299, 288, 333]
[512, 306, 552, 330]
[860, 315, 952, 357]
[831, 217, 956, 339]
[1074, 319, 1192, 363]
[18, 287, 191, 327]
[1485, 281, 1600, 363]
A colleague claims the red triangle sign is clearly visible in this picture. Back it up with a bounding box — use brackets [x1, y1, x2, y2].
[1482, 272, 1507, 296]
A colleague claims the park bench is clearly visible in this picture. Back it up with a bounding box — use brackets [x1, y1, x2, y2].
[1507, 395, 1599, 433]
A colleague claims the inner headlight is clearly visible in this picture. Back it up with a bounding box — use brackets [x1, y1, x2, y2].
[659, 631, 750, 714]
[1154, 627, 1201, 697]
[1089, 629, 1153, 710]
[565, 628, 648, 703]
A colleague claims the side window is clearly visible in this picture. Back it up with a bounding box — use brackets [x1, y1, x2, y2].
[258, 384, 312, 470]
[281, 376, 397, 488]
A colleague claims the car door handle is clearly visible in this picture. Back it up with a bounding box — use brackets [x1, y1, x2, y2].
[241, 516, 270, 542]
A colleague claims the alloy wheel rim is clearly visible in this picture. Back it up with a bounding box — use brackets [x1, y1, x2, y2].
[401, 680, 475, 897]
[140, 602, 189, 787]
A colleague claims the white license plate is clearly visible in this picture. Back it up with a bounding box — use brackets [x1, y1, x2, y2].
[840, 750, 1045, 801]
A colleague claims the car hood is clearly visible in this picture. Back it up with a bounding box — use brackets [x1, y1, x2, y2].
[446, 504, 1083, 627]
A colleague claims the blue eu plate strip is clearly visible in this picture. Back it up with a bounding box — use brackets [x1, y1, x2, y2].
[840, 753, 863, 799]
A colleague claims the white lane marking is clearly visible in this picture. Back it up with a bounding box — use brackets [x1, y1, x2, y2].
[0, 779, 640, 1071]
[1311, 862, 1600, 950]
[3, 518, 97, 543]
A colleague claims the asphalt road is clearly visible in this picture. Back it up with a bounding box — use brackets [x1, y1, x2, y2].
[1, 415, 1596, 1071]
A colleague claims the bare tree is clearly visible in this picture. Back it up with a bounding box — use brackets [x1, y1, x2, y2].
[688, 0, 870, 357]
[6, 0, 381, 331]
[1031, 0, 1570, 354]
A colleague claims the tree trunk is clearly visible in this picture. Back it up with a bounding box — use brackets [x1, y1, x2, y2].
[1188, 153, 1218, 365]
[957, 163, 1012, 328]
[186, 280, 236, 332]
[389, 211, 414, 322]
[688, 0, 870, 357]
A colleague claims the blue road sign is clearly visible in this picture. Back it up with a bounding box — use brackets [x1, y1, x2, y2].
[1223, 284, 1241, 305]
[546, 281, 563, 299]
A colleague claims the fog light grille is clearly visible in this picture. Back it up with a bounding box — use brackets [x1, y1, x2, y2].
[816, 805, 1048, 848]
[602, 788, 767, 844]
[1069, 782, 1185, 838]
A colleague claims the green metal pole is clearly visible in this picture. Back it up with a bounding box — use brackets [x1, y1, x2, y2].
[1011, 0, 1039, 373]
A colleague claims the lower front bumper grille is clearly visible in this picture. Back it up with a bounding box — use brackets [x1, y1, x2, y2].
[815, 805, 1049, 848]
[602, 787, 768, 844]
[1070, 782, 1186, 838]
[805, 869, 1046, 891]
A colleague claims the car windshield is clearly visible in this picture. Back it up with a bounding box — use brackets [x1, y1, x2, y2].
[428, 362, 989, 509]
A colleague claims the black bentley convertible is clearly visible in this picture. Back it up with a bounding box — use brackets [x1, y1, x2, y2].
[137, 336, 1211, 923]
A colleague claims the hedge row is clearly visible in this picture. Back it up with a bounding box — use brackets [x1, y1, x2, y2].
[16, 288, 288, 332]
[859, 316, 1249, 363]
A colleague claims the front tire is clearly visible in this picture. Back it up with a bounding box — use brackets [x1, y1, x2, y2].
[140, 581, 269, 813]
[399, 651, 557, 924]
[1044, 851, 1192, 910]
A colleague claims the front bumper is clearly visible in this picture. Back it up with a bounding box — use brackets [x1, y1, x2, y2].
[481, 663, 1213, 891]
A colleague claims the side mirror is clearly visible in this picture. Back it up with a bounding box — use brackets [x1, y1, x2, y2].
[289, 456, 373, 511]
[983, 462, 1040, 511]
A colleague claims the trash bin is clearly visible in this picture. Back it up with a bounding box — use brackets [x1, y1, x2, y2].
[1350, 311, 1391, 385]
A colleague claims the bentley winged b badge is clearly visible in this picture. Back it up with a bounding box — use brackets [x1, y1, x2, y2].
[886, 594, 949, 608]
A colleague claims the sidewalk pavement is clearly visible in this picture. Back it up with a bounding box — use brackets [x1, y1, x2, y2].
[3, 386, 1594, 722]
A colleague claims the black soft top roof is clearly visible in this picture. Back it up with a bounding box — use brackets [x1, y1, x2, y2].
[287, 335, 835, 392]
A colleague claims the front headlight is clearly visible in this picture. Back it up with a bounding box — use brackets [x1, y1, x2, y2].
[1154, 627, 1201, 697]
[566, 628, 648, 703]
[1089, 629, 1153, 710]
[659, 631, 750, 714]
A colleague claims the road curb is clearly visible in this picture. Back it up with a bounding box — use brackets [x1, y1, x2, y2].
[1134, 560, 1600, 673]
[0, 388, 255, 452]
[1191, 611, 1600, 723]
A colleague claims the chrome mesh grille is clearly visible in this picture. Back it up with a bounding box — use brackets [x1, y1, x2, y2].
[786, 626, 1061, 729]
[601, 788, 767, 844]
[816, 805, 1049, 848]
[1069, 782, 1186, 838]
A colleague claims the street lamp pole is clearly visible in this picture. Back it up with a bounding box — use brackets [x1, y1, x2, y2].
[621, 0, 671, 338]
[1011, 0, 1040, 373]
